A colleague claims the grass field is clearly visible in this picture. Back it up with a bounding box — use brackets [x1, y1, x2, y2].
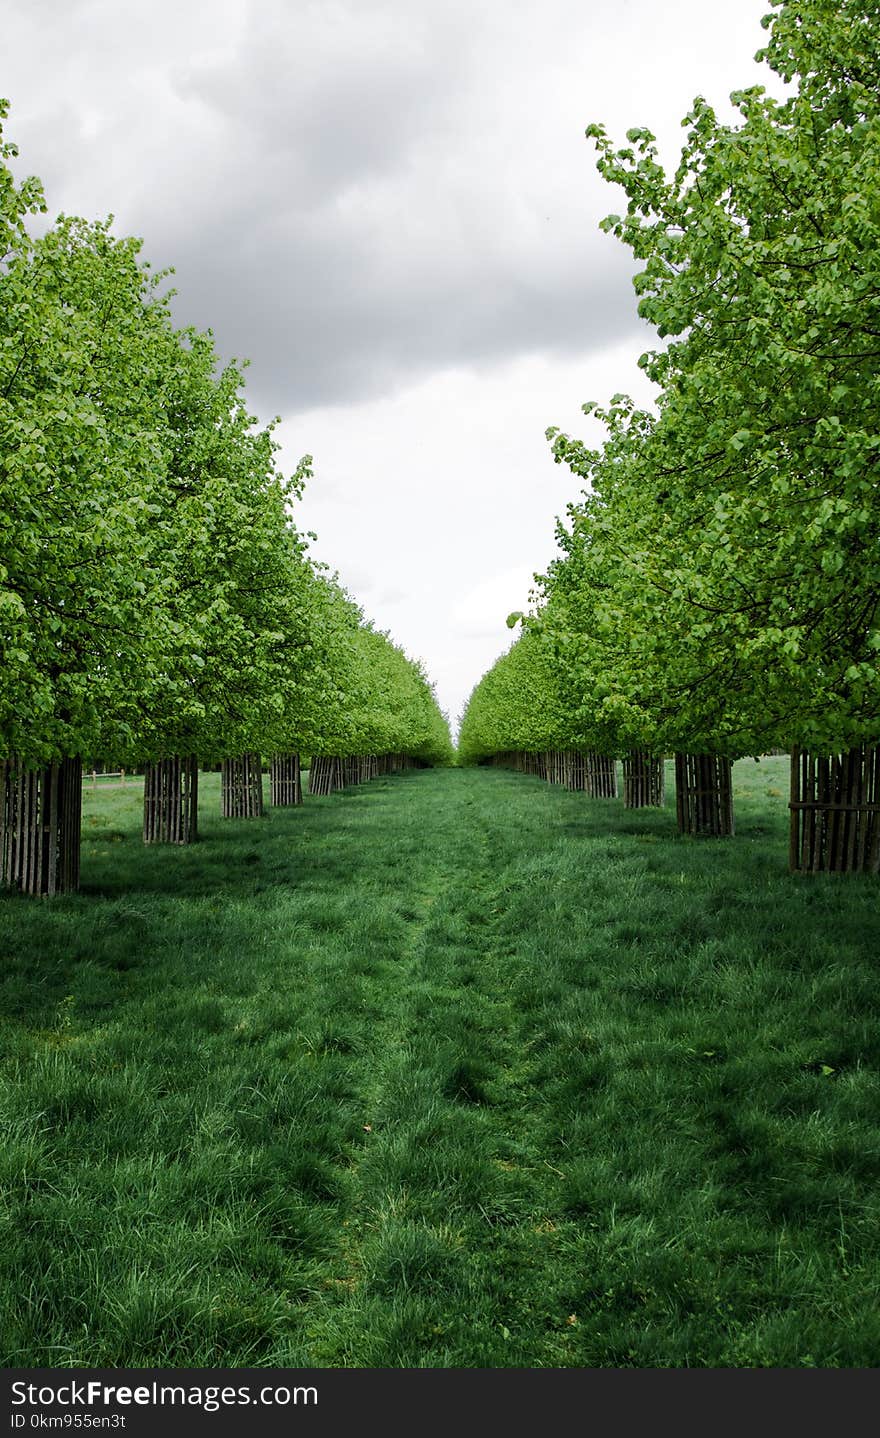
[1, 758, 879, 1367]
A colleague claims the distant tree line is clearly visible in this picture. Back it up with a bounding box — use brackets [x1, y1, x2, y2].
[0, 101, 452, 895]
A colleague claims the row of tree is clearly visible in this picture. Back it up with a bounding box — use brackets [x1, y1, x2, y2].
[459, 0, 880, 873]
[0, 102, 452, 895]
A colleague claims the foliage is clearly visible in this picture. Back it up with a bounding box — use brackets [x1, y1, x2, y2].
[0, 212, 186, 763]
[0, 100, 448, 773]
[307, 600, 453, 765]
[535, 0, 880, 755]
[457, 631, 572, 764]
[0, 96, 43, 256]
[464, 1, 880, 765]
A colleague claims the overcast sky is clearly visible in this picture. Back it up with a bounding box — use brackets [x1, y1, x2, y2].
[4, 0, 776, 734]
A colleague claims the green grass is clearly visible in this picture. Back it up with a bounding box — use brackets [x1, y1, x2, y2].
[2, 759, 879, 1367]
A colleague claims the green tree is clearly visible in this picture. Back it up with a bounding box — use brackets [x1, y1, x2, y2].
[0, 190, 200, 888]
[535, 0, 880, 851]
[577, 0, 880, 754]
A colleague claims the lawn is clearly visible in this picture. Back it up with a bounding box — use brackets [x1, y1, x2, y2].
[1, 758, 879, 1366]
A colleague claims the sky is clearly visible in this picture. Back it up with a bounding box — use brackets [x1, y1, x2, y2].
[3, 0, 777, 735]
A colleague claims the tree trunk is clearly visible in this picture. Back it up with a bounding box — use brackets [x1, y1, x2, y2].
[585, 752, 619, 799]
[143, 756, 198, 843]
[221, 753, 264, 818]
[308, 756, 322, 795]
[567, 751, 586, 790]
[309, 755, 342, 796]
[674, 753, 734, 836]
[310, 756, 324, 795]
[1, 756, 82, 896]
[789, 743, 880, 873]
[623, 750, 665, 809]
[548, 749, 573, 787]
[270, 753, 302, 806]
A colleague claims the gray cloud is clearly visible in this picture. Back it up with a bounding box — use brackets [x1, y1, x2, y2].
[4, 0, 650, 415]
[172, 3, 468, 201]
[150, 216, 643, 415]
[148, 0, 649, 411]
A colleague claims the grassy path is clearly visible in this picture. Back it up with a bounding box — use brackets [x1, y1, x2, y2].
[2, 762, 880, 1366]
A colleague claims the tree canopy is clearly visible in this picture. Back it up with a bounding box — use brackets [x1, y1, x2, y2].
[1, 100, 450, 781]
[464, 0, 880, 763]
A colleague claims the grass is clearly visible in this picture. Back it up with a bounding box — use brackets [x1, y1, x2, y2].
[1, 758, 879, 1367]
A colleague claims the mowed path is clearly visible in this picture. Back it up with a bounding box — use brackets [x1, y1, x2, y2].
[2, 763, 880, 1367]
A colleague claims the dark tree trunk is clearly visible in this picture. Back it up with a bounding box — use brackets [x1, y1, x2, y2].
[309, 755, 342, 796]
[547, 750, 575, 787]
[1, 756, 82, 896]
[585, 752, 619, 799]
[310, 753, 413, 792]
[143, 756, 198, 843]
[515, 751, 543, 778]
[308, 756, 321, 795]
[308, 757, 321, 795]
[623, 750, 665, 809]
[674, 753, 734, 836]
[380, 754, 405, 777]
[789, 743, 880, 873]
[567, 751, 587, 791]
[270, 753, 302, 806]
[221, 753, 264, 818]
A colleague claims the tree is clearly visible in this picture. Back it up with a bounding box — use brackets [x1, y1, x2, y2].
[0, 191, 196, 888]
[308, 600, 453, 792]
[537, 0, 880, 854]
[579, 0, 880, 751]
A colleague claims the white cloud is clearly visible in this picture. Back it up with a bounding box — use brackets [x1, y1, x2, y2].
[283, 344, 656, 727]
